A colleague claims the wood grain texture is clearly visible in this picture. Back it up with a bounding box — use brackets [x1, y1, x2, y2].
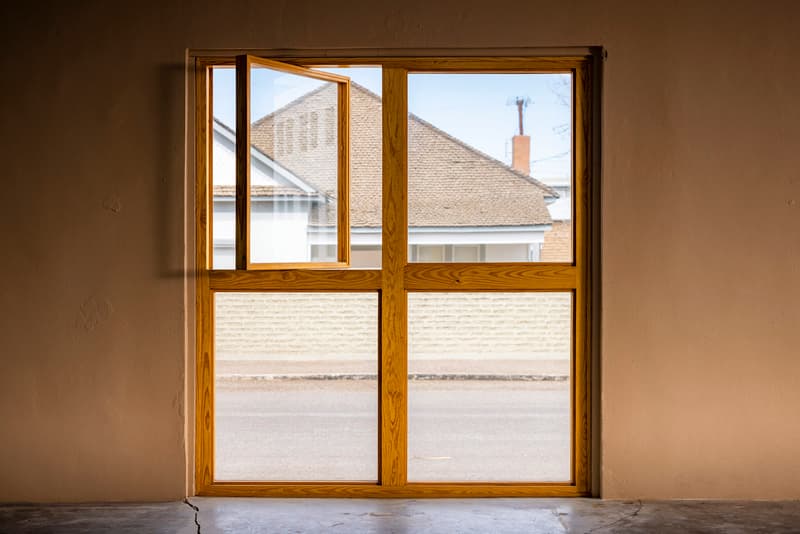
[404, 263, 576, 291]
[572, 59, 593, 494]
[246, 262, 350, 271]
[237, 55, 351, 269]
[192, 56, 234, 67]
[380, 68, 408, 487]
[194, 59, 214, 492]
[234, 55, 250, 270]
[248, 54, 351, 83]
[198, 483, 587, 498]
[195, 303, 214, 492]
[290, 56, 588, 72]
[337, 80, 351, 265]
[209, 269, 381, 291]
[192, 55, 589, 72]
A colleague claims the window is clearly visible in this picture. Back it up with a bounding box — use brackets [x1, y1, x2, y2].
[195, 53, 596, 497]
[233, 55, 350, 269]
[310, 244, 337, 262]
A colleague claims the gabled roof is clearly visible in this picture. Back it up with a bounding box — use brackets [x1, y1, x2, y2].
[233, 82, 556, 228]
[212, 118, 319, 194]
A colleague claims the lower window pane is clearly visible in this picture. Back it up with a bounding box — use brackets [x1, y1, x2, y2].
[408, 292, 572, 482]
[214, 292, 378, 481]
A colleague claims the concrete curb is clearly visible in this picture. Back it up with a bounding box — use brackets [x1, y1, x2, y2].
[216, 373, 569, 382]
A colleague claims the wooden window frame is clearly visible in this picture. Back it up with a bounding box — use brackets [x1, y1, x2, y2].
[195, 54, 596, 498]
[235, 55, 351, 270]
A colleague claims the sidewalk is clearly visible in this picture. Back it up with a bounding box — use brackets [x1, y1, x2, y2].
[215, 359, 570, 383]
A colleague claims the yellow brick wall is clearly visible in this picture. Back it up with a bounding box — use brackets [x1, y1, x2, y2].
[215, 292, 571, 360]
[540, 221, 572, 262]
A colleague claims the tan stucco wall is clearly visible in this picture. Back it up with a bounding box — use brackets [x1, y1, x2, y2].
[1, 0, 799, 502]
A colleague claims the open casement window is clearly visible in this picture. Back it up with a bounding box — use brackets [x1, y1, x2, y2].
[235, 55, 350, 269]
[195, 53, 597, 498]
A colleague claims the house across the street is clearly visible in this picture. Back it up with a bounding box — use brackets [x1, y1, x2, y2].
[211, 82, 570, 268]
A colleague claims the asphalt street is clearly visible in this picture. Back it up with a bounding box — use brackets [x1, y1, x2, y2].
[214, 380, 571, 482]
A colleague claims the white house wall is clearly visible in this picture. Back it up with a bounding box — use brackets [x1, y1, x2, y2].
[213, 200, 315, 267]
[213, 132, 283, 188]
[250, 203, 312, 263]
[212, 201, 235, 269]
[545, 183, 572, 221]
[409, 228, 546, 246]
[485, 244, 530, 261]
[215, 207, 549, 264]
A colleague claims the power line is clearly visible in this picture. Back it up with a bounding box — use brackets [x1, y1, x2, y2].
[532, 151, 569, 163]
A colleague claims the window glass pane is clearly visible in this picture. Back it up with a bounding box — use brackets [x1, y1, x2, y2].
[453, 245, 479, 262]
[350, 245, 382, 268]
[319, 67, 383, 268]
[408, 292, 572, 482]
[310, 244, 336, 262]
[210, 65, 382, 268]
[211, 66, 236, 269]
[214, 292, 378, 481]
[417, 245, 443, 262]
[249, 65, 339, 264]
[408, 74, 573, 263]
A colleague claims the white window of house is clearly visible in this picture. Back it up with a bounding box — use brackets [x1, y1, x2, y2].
[452, 245, 480, 262]
[351, 245, 382, 268]
[310, 244, 337, 262]
[231, 55, 351, 269]
[415, 245, 444, 262]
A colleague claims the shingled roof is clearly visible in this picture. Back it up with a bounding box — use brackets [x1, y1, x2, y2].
[230, 82, 556, 228]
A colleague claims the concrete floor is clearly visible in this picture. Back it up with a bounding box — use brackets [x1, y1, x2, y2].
[2, 499, 800, 533]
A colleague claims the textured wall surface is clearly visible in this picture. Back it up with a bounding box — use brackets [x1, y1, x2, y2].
[540, 220, 572, 262]
[0, 0, 799, 502]
[215, 293, 379, 359]
[215, 293, 570, 359]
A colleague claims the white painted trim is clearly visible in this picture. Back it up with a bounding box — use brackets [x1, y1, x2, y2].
[410, 230, 547, 246]
[215, 196, 324, 203]
[305, 226, 550, 247]
[411, 225, 551, 234]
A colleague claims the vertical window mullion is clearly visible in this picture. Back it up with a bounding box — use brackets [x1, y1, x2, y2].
[195, 60, 214, 492]
[234, 55, 251, 270]
[337, 80, 351, 264]
[572, 62, 592, 493]
[380, 67, 408, 487]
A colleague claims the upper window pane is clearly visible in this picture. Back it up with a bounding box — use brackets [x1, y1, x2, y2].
[319, 67, 383, 268]
[408, 73, 573, 263]
[211, 66, 235, 269]
[210, 65, 382, 269]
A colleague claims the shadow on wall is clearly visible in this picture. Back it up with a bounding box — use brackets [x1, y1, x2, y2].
[158, 61, 194, 278]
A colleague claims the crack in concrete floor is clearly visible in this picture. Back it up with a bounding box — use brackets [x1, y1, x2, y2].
[583, 500, 643, 533]
[1, 499, 799, 533]
[183, 498, 201, 534]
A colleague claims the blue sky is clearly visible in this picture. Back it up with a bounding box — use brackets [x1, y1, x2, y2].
[213, 67, 571, 180]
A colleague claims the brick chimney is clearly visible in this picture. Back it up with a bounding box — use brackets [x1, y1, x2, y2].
[512, 135, 530, 175]
[511, 96, 531, 175]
